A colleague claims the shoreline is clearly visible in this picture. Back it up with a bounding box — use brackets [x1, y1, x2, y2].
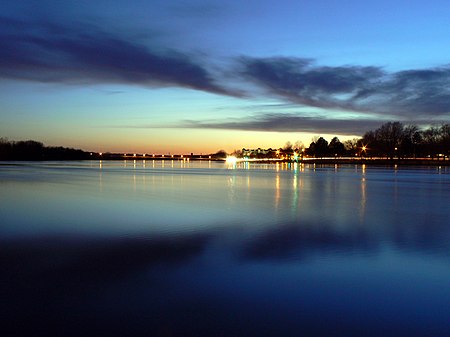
[1, 157, 449, 166]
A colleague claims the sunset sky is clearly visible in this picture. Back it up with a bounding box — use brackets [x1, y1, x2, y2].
[1, 0, 449, 154]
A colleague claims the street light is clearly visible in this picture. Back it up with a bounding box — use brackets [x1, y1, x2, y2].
[361, 145, 367, 158]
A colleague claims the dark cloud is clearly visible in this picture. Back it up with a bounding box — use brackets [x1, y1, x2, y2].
[1, 12, 448, 123]
[182, 113, 388, 135]
[0, 17, 238, 96]
[240, 57, 450, 118]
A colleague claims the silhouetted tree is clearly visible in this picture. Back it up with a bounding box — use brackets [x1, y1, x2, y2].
[376, 122, 404, 158]
[328, 137, 345, 157]
[212, 149, 227, 159]
[440, 123, 450, 157]
[401, 124, 421, 158]
[308, 137, 329, 158]
[361, 122, 404, 158]
[306, 141, 316, 157]
[283, 141, 293, 152]
[231, 149, 243, 158]
[344, 138, 359, 156]
[293, 140, 305, 152]
[0, 138, 90, 160]
[422, 126, 441, 158]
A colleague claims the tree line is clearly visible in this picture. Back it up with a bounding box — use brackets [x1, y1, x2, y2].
[306, 122, 449, 159]
[0, 138, 91, 160]
[2, 121, 449, 161]
[229, 122, 449, 160]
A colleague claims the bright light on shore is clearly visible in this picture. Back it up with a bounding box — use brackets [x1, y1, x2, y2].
[226, 156, 238, 164]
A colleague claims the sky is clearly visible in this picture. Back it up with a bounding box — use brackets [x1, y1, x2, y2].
[1, 0, 449, 154]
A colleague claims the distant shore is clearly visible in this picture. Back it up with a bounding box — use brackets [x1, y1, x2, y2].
[90, 153, 449, 166]
[3, 157, 448, 166]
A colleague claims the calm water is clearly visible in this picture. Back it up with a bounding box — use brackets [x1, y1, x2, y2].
[1, 161, 449, 336]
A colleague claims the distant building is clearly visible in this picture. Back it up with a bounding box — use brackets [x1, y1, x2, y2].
[242, 148, 278, 158]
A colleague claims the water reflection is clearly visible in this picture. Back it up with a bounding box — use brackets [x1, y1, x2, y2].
[360, 177, 366, 220]
[275, 174, 280, 210]
[0, 162, 449, 336]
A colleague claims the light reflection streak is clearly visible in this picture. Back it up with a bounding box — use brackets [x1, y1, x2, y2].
[98, 160, 103, 192]
[292, 172, 298, 214]
[227, 175, 236, 203]
[275, 174, 280, 210]
[360, 177, 366, 221]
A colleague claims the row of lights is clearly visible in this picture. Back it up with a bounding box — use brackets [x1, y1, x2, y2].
[97, 153, 213, 159]
[98, 146, 370, 159]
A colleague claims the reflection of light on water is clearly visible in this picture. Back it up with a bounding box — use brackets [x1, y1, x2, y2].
[360, 176, 366, 221]
[291, 175, 298, 211]
[227, 175, 236, 203]
[275, 174, 280, 210]
[226, 156, 237, 165]
[98, 161, 103, 192]
[359, 164, 367, 221]
[292, 173, 298, 213]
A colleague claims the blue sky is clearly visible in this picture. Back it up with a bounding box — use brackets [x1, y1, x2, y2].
[1, 0, 449, 153]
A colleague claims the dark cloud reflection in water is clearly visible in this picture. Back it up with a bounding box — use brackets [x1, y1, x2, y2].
[1, 163, 449, 337]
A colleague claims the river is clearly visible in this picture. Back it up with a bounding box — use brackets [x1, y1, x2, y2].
[1, 161, 449, 336]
